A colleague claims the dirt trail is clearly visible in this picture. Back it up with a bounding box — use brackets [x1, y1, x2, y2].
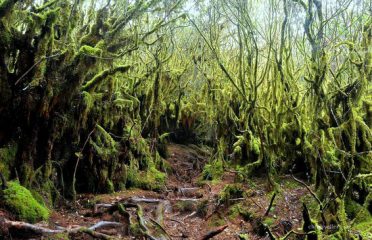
[2, 144, 312, 239]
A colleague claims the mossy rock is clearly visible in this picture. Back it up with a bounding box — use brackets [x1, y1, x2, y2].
[127, 165, 166, 191]
[0, 181, 49, 223]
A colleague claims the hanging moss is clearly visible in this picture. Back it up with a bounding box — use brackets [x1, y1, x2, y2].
[0, 181, 49, 223]
[81, 65, 131, 92]
[114, 98, 134, 110]
[89, 124, 118, 161]
[248, 133, 261, 156]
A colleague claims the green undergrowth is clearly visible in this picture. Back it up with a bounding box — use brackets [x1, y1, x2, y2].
[0, 181, 49, 223]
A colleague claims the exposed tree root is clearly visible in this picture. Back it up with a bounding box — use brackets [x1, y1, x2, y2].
[93, 200, 171, 240]
[0, 219, 121, 240]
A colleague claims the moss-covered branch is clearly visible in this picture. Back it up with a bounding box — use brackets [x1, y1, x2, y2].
[81, 65, 131, 92]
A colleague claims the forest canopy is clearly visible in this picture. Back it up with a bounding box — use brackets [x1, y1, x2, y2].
[0, 0, 371, 239]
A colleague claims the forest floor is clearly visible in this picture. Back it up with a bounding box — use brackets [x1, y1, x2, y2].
[4, 144, 315, 240]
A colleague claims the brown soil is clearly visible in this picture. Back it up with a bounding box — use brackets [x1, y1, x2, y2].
[2, 144, 313, 239]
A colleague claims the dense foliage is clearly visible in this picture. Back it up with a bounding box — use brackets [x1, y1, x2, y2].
[0, 0, 370, 239]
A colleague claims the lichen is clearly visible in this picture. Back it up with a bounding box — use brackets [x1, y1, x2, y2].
[0, 181, 49, 223]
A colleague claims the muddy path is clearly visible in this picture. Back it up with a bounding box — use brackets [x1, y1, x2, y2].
[3, 144, 313, 240]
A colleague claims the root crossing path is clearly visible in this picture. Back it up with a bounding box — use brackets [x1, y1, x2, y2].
[1, 144, 311, 240]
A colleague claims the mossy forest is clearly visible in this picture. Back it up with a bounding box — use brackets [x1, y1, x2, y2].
[0, 0, 371, 239]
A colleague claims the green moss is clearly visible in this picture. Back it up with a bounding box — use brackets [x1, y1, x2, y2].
[208, 215, 226, 227]
[283, 179, 301, 189]
[129, 222, 143, 236]
[127, 162, 165, 191]
[238, 233, 250, 240]
[250, 135, 260, 155]
[201, 138, 226, 181]
[47, 233, 70, 240]
[114, 98, 133, 110]
[201, 160, 223, 181]
[219, 184, 245, 205]
[81, 65, 131, 92]
[353, 216, 372, 239]
[228, 203, 252, 221]
[90, 124, 118, 161]
[78, 45, 102, 57]
[263, 217, 275, 226]
[353, 205, 371, 224]
[0, 181, 49, 223]
[0, 142, 17, 180]
[345, 198, 363, 220]
[105, 179, 114, 194]
[82, 91, 94, 110]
